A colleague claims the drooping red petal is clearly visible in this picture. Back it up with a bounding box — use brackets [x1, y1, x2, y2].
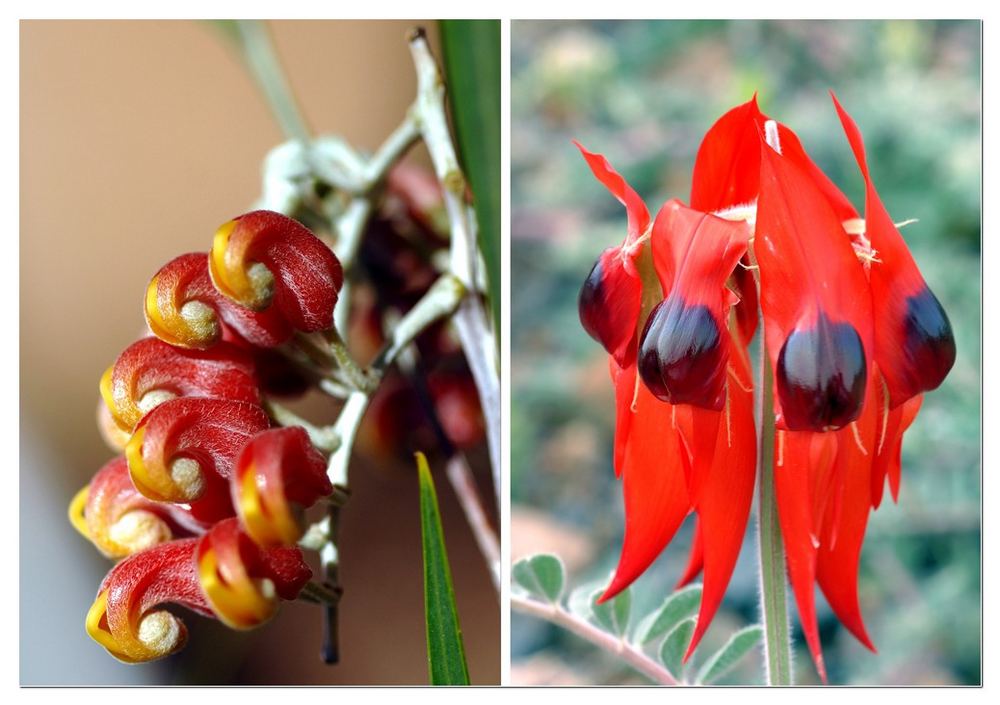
[100, 336, 260, 433]
[731, 255, 759, 347]
[232, 427, 332, 548]
[87, 537, 210, 663]
[126, 398, 270, 523]
[195, 517, 311, 629]
[610, 359, 637, 479]
[580, 247, 642, 366]
[209, 210, 344, 333]
[600, 384, 691, 601]
[573, 140, 651, 248]
[683, 334, 756, 660]
[676, 519, 704, 588]
[830, 93, 956, 407]
[640, 200, 749, 409]
[755, 124, 874, 432]
[70, 456, 206, 559]
[815, 379, 880, 653]
[774, 430, 838, 683]
[690, 95, 765, 213]
[145, 253, 292, 349]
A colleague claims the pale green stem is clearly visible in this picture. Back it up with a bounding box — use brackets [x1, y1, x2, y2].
[235, 20, 311, 143]
[755, 341, 793, 685]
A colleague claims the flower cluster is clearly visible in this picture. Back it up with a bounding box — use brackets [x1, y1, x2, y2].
[576, 93, 955, 680]
[70, 211, 340, 663]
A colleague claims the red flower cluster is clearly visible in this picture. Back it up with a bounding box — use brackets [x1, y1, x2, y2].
[70, 211, 339, 663]
[577, 93, 955, 680]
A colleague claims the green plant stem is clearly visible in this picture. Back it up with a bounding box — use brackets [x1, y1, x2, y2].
[235, 20, 311, 143]
[754, 342, 793, 685]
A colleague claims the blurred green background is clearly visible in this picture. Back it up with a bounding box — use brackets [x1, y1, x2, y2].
[510, 20, 980, 686]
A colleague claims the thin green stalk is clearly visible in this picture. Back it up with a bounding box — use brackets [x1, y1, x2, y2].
[755, 342, 793, 685]
[235, 20, 311, 143]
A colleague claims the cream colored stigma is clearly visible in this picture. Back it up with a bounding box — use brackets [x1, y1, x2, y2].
[136, 610, 184, 657]
[179, 300, 219, 342]
[137, 389, 176, 415]
[245, 262, 275, 310]
[170, 458, 205, 500]
[108, 510, 172, 553]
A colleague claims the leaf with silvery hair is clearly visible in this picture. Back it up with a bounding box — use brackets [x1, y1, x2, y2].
[659, 619, 696, 679]
[695, 625, 764, 685]
[512, 554, 565, 604]
[633, 584, 703, 647]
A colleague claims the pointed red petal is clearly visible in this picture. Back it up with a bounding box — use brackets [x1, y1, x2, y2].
[573, 140, 651, 247]
[756, 124, 874, 432]
[610, 360, 637, 479]
[600, 385, 691, 601]
[775, 430, 837, 682]
[831, 93, 955, 407]
[690, 96, 766, 212]
[676, 519, 704, 588]
[684, 335, 756, 660]
[815, 381, 880, 653]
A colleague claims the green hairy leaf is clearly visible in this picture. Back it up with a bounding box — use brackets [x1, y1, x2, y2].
[696, 625, 764, 685]
[659, 619, 696, 678]
[416, 452, 470, 685]
[634, 584, 703, 646]
[512, 554, 565, 604]
[590, 586, 631, 637]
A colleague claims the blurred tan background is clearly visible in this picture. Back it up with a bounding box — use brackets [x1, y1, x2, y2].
[20, 20, 499, 685]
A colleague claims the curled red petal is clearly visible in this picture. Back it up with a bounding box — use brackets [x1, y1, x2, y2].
[600, 384, 691, 601]
[146, 252, 292, 349]
[210, 210, 343, 333]
[86, 537, 211, 663]
[125, 398, 269, 523]
[572, 140, 651, 248]
[756, 123, 874, 432]
[232, 427, 332, 548]
[640, 200, 750, 409]
[196, 517, 311, 629]
[683, 335, 756, 660]
[610, 359, 637, 479]
[831, 93, 955, 407]
[579, 247, 642, 366]
[100, 336, 260, 433]
[70, 456, 207, 559]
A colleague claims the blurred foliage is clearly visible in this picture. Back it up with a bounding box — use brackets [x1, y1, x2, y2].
[511, 20, 980, 686]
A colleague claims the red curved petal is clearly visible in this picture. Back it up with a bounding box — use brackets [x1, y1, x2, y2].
[676, 519, 704, 589]
[815, 380, 880, 653]
[831, 93, 955, 406]
[146, 253, 292, 349]
[127, 398, 270, 523]
[756, 125, 874, 432]
[572, 140, 651, 247]
[101, 336, 260, 433]
[775, 430, 838, 683]
[683, 335, 756, 660]
[610, 359, 637, 479]
[600, 385, 691, 601]
[210, 210, 343, 333]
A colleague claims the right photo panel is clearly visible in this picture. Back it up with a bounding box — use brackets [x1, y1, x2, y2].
[510, 20, 981, 686]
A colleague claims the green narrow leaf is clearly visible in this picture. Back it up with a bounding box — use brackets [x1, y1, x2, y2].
[512, 554, 565, 603]
[659, 619, 696, 678]
[695, 625, 764, 685]
[635, 584, 703, 646]
[439, 20, 501, 342]
[416, 452, 470, 685]
[590, 586, 631, 637]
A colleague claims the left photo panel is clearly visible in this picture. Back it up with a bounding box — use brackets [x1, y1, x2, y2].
[20, 19, 500, 685]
